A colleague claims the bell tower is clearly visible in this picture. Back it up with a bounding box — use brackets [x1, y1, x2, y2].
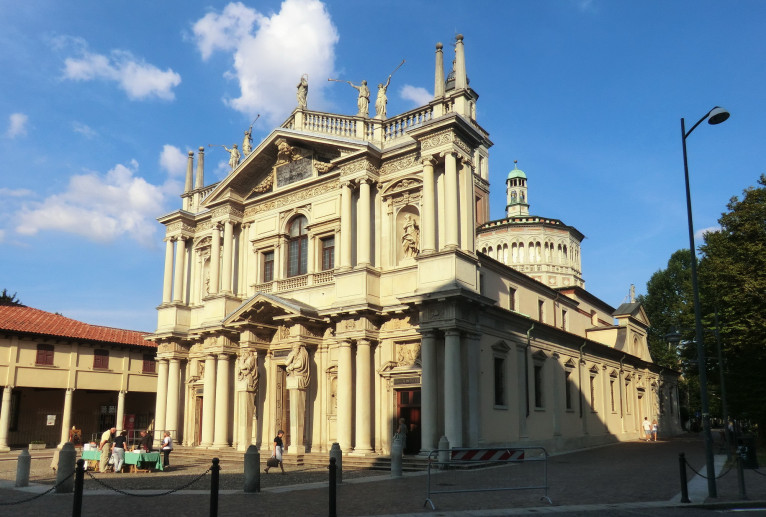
[506, 161, 529, 217]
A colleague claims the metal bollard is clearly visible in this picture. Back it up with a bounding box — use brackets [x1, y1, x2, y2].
[679, 453, 690, 503]
[210, 457, 220, 517]
[736, 454, 748, 500]
[244, 445, 260, 493]
[437, 436, 450, 469]
[390, 434, 403, 478]
[73, 459, 85, 517]
[329, 457, 337, 517]
[329, 442, 342, 484]
[56, 442, 75, 493]
[15, 449, 31, 487]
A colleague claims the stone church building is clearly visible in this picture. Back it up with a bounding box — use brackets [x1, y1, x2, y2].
[149, 36, 682, 457]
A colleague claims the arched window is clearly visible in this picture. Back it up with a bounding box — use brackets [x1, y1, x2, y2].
[287, 215, 308, 277]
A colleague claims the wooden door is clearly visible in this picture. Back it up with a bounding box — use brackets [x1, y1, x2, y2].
[396, 388, 421, 455]
[195, 396, 203, 446]
[275, 366, 290, 449]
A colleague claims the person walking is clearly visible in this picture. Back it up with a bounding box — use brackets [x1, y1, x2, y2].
[98, 427, 116, 472]
[264, 430, 285, 474]
[111, 431, 127, 473]
[642, 417, 652, 441]
[161, 431, 173, 469]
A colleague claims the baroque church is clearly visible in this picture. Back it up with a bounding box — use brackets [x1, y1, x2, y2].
[149, 35, 682, 457]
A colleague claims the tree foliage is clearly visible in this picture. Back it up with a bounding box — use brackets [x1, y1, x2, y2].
[0, 289, 23, 306]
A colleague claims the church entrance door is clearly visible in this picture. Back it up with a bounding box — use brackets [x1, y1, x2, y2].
[194, 395, 203, 446]
[275, 366, 291, 449]
[396, 388, 421, 455]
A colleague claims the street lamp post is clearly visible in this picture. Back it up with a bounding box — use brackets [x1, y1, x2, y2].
[680, 106, 729, 499]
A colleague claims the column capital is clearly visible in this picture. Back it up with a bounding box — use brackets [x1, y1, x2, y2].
[419, 329, 437, 338]
[445, 328, 461, 338]
[356, 338, 372, 347]
[440, 150, 458, 159]
[339, 338, 353, 348]
[356, 177, 372, 187]
[421, 155, 438, 167]
[340, 180, 355, 190]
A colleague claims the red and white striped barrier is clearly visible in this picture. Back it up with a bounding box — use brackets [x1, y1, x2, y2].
[450, 448, 525, 462]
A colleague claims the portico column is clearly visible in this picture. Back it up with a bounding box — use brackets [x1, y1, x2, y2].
[173, 237, 186, 303]
[420, 331, 437, 452]
[354, 339, 373, 453]
[209, 225, 221, 295]
[337, 339, 353, 451]
[465, 333, 481, 447]
[444, 152, 459, 249]
[444, 329, 463, 447]
[166, 359, 181, 438]
[162, 239, 173, 304]
[213, 354, 231, 448]
[357, 179, 371, 266]
[58, 388, 74, 448]
[200, 355, 217, 447]
[115, 390, 125, 434]
[421, 158, 436, 254]
[153, 359, 169, 447]
[340, 182, 353, 270]
[460, 158, 476, 253]
[222, 221, 234, 294]
[0, 386, 12, 452]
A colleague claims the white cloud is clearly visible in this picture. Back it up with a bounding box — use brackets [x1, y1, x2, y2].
[159, 144, 189, 177]
[191, 0, 339, 124]
[0, 187, 33, 198]
[72, 121, 97, 138]
[6, 113, 29, 138]
[695, 226, 721, 240]
[16, 161, 165, 246]
[400, 85, 432, 107]
[63, 46, 181, 100]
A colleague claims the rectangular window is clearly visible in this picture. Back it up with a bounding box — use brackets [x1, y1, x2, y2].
[533, 364, 544, 408]
[263, 251, 274, 282]
[321, 236, 335, 271]
[288, 238, 308, 277]
[508, 287, 516, 311]
[142, 354, 156, 374]
[561, 309, 568, 330]
[93, 349, 109, 370]
[589, 376, 596, 409]
[625, 382, 631, 414]
[610, 379, 616, 412]
[538, 300, 545, 323]
[565, 371, 573, 410]
[36, 344, 54, 366]
[494, 357, 505, 406]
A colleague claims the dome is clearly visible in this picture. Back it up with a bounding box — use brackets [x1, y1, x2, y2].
[506, 162, 526, 180]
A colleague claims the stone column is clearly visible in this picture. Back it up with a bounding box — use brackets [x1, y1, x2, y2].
[337, 339, 353, 451]
[173, 237, 186, 303]
[354, 339, 373, 453]
[0, 386, 11, 452]
[460, 158, 476, 253]
[222, 221, 234, 294]
[340, 182, 353, 270]
[434, 42, 445, 99]
[209, 225, 221, 295]
[241, 223, 251, 295]
[357, 179, 371, 266]
[58, 388, 74, 448]
[444, 329, 463, 447]
[115, 390, 125, 434]
[201, 355, 217, 447]
[421, 158, 436, 254]
[153, 359, 168, 447]
[166, 359, 181, 438]
[444, 152, 459, 249]
[287, 385, 306, 454]
[420, 331, 437, 452]
[213, 354, 230, 448]
[465, 333, 481, 447]
[162, 239, 173, 304]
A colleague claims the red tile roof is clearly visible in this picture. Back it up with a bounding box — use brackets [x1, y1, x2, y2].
[0, 305, 154, 348]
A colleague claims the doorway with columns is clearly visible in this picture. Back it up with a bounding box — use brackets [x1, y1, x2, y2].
[396, 388, 421, 455]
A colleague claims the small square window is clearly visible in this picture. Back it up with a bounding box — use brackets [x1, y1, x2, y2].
[94, 349, 109, 370]
[142, 354, 156, 374]
[36, 344, 54, 366]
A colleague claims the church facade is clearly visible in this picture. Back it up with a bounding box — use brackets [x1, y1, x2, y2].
[149, 36, 682, 457]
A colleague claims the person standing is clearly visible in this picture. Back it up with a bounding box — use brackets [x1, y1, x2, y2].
[139, 430, 153, 451]
[642, 417, 652, 441]
[161, 431, 173, 469]
[264, 430, 285, 474]
[651, 419, 658, 442]
[98, 427, 116, 472]
[111, 431, 127, 473]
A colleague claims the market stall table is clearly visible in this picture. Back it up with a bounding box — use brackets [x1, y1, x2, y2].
[81, 449, 102, 471]
[124, 451, 163, 472]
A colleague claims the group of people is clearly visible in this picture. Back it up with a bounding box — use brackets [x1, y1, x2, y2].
[642, 417, 659, 441]
[97, 428, 173, 473]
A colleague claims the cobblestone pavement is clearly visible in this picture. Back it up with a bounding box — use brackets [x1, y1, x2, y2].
[1, 434, 764, 516]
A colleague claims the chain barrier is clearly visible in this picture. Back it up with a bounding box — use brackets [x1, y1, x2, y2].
[684, 457, 733, 480]
[751, 468, 766, 477]
[84, 467, 212, 497]
[0, 469, 76, 506]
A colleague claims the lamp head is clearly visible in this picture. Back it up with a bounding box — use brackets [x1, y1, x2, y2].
[664, 327, 682, 345]
[707, 106, 730, 125]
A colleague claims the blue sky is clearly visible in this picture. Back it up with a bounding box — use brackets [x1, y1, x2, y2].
[1, 0, 764, 332]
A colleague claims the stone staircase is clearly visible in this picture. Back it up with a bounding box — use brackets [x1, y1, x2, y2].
[171, 446, 429, 472]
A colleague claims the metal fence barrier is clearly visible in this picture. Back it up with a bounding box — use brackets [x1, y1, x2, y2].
[424, 446, 553, 510]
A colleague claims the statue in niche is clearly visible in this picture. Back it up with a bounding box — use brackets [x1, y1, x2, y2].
[401, 214, 420, 258]
[375, 75, 391, 119]
[223, 144, 241, 170]
[237, 350, 259, 392]
[285, 343, 310, 389]
[198, 361, 205, 379]
[346, 79, 370, 117]
[296, 74, 308, 109]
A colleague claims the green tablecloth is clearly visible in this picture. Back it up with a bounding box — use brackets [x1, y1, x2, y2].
[81, 450, 101, 461]
[124, 451, 163, 471]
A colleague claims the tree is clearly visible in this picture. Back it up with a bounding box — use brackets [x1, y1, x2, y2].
[0, 289, 23, 306]
[699, 174, 766, 438]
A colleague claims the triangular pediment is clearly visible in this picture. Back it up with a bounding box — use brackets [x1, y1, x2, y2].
[613, 302, 650, 328]
[224, 292, 321, 328]
[202, 130, 365, 207]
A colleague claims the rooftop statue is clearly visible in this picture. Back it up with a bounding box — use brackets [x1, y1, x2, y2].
[346, 79, 370, 117]
[375, 60, 405, 120]
[223, 144, 240, 170]
[297, 74, 308, 109]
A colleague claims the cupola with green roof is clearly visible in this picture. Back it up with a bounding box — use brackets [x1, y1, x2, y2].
[506, 160, 529, 217]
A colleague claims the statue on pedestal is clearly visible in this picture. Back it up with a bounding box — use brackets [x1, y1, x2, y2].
[296, 74, 308, 109]
[223, 144, 241, 170]
[346, 80, 370, 117]
[401, 214, 420, 258]
[237, 350, 259, 393]
[375, 75, 391, 119]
